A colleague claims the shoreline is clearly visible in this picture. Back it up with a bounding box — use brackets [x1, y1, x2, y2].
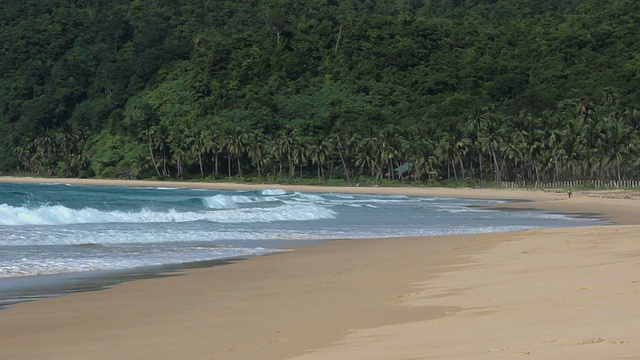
[2, 175, 639, 224]
[0, 257, 241, 310]
[1, 177, 640, 359]
[0, 177, 566, 309]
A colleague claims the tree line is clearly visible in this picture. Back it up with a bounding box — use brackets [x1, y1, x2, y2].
[2, 0, 640, 185]
[15, 99, 640, 185]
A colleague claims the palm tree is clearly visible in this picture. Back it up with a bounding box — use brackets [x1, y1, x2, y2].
[188, 129, 207, 178]
[378, 128, 400, 180]
[205, 128, 224, 177]
[478, 112, 505, 183]
[169, 125, 187, 177]
[559, 116, 586, 180]
[600, 112, 633, 181]
[437, 133, 459, 180]
[246, 130, 266, 178]
[136, 125, 160, 178]
[131, 153, 149, 178]
[226, 127, 246, 177]
[412, 152, 439, 182]
[355, 134, 379, 178]
[465, 108, 486, 180]
[539, 112, 563, 182]
[451, 129, 470, 180]
[406, 133, 438, 182]
[151, 124, 171, 177]
[500, 137, 522, 181]
[270, 134, 286, 177]
[277, 127, 298, 178]
[56, 123, 81, 177]
[292, 140, 309, 179]
[309, 139, 331, 181]
[331, 132, 348, 182]
[34, 129, 58, 175]
[14, 135, 38, 173]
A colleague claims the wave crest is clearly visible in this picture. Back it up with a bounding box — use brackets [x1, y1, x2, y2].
[0, 203, 336, 226]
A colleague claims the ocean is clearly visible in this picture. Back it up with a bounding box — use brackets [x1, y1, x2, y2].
[0, 182, 604, 307]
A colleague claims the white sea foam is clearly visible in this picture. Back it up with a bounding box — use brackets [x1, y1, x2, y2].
[0, 226, 323, 246]
[201, 194, 281, 209]
[435, 205, 480, 213]
[293, 192, 325, 201]
[262, 189, 287, 195]
[0, 247, 282, 278]
[0, 203, 336, 226]
[0, 183, 606, 283]
[202, 194, 241, 209]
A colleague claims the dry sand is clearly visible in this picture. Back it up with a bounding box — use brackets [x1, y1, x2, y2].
[0, 177, 639, 359]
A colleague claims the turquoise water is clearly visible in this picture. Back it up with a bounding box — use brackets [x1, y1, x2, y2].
[0, 182, 604, 305]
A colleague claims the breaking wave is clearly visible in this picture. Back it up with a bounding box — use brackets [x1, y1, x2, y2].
[0, 203, 336, 226]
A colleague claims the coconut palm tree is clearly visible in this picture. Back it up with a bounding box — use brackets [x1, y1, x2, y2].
[292, 139, 309, 179]
[226, 127, 246, 177]
[478, 112, 505, 183]
[309, 139, 331, 181]
[600, 112, 633, 181]
[188, 129, 207, 178]
[270, 134, 286, 177]
[205, 128, 224, 177]
[377, 128, 401, 180]
[246, 130, 266, 178]
[277, 127, 299, 178]
[355, 134, 379, 178]
[169, 125, 187, 177]
[151, 124, 171, 177]
[139, 126, 162, 178]
[559, 116, 586, 180]
[465, 108, 488, 180]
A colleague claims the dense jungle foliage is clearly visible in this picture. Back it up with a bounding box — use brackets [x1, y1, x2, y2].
[2, 0, 640, 184]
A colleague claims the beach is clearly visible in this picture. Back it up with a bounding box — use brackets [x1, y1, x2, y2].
[1, 177, 639, 359]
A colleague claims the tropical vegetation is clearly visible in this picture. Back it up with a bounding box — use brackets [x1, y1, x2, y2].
[2, 0, 640, 185]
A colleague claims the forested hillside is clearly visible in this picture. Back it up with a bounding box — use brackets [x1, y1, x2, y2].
[2, 0, 640, 184]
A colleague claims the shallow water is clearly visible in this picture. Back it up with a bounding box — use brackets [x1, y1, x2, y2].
[0, 182, 605, 307]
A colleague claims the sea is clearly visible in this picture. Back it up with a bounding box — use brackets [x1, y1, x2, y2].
[0, 182, 605, 308]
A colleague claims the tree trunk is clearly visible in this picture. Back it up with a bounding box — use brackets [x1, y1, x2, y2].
[490, 146, 501, 183]
[335, 23, 343, 53]
[338, 149, 350, 183]
[198, 151, 204, 178]
[214, 152, 220, 176]
[147, 140, 162, 178]
[452, 160, 458, 181]
[553, 152, 558, 182]
[176, 154, 183, 177]
[288, 149, 294, 178]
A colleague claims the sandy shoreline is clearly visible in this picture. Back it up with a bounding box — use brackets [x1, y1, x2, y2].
[1, 177, 640, 359]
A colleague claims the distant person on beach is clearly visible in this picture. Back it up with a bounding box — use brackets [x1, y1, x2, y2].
[568, 189, 572, 199]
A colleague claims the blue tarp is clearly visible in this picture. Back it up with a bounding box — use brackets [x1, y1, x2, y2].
[394, 162, 411, 175]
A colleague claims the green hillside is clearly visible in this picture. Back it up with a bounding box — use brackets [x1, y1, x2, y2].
[1, 0, 640, 184]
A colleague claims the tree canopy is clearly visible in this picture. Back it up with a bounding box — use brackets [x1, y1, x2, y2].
[2, 0, 640, 184]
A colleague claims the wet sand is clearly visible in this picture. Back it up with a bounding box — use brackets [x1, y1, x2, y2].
[1, 177, 639, 359]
